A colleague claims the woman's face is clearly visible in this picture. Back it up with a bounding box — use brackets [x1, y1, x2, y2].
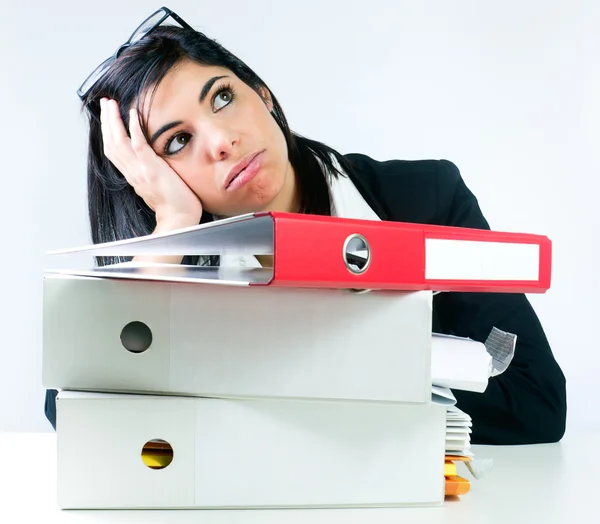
[143, 60, 298, 217]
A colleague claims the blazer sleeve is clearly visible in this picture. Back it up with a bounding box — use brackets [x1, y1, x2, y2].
[432, 160, 567, 445]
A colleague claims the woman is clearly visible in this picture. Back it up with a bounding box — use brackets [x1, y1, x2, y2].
[45, 7, 566, 445]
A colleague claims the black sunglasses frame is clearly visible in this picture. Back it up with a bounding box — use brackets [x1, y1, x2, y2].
[76, 6, 192, 100]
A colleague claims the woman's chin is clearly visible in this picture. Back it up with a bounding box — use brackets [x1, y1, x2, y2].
[219, 192, 284, 218]
[210, 202, 272, 220]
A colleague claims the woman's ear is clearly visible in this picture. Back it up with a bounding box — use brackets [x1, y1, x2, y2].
[258, 86, 274, 112]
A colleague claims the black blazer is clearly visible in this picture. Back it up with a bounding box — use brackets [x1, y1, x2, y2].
[44, 154, 567, 445]
[344, 153, 567, 445]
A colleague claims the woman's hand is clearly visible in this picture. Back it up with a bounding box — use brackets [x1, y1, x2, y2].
[100, 98, 203, 230]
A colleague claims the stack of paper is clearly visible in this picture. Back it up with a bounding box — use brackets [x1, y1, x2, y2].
[42, 211, 545, 510]
[445, 406, 473, 457]
[430, 386, 474, 494]
[430, 329, 516, 495]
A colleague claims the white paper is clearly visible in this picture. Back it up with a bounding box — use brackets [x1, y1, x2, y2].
[431, 333, 492, 392]
[431, 328, 517, 393]
[444, 406, 473, 458]
[485, 327, 517, 376]
[431, 385, 457, 406]
[446, 426, 472, 434]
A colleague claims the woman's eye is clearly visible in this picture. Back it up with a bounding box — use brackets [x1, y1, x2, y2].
[166, 133, 191, 155]
[213, 89, 233, 111]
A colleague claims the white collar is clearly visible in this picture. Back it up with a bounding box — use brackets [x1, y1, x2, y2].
[220, 157, 381, 268]
[327, 156, 381, 222]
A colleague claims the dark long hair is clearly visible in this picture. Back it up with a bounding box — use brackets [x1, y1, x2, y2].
[81, 25, 355, 266]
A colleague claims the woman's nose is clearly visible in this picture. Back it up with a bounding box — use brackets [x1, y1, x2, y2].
[204, 123, 239, 161]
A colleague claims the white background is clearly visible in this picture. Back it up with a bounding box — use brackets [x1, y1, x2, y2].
[1, 0, 598, 432]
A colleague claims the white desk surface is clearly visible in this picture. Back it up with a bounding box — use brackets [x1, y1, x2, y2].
[1, 429, 596, 524]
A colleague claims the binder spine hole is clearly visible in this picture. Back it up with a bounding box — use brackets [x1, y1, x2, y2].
[141, 439, 174, 470]
[120, 321, 153, 354]
[343, 234, 371, 274]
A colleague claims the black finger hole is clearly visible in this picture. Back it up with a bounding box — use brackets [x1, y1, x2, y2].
[120, 321, 153, 354]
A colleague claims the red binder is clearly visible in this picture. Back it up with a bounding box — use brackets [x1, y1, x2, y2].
[47, 211, 551, 293]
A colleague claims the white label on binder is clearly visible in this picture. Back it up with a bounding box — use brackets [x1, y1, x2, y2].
[425, 239, 540, 281]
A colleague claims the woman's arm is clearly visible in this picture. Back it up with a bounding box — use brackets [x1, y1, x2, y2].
[101, 99, 203, 266]
[434, 160, 566, 445]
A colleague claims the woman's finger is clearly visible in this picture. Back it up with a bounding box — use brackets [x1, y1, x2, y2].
[99, 98, 126, 172]
[99, 98, 113, 152]
[106, 99, 131, 150]
[129, 108, 162, 172]
[100, 99, 140, 183]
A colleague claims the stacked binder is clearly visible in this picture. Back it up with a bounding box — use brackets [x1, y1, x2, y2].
[42, 211, 551, 509]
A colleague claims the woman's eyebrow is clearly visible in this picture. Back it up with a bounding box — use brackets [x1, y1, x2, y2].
[199, 75, 229, 103]
[150, 121, 182, 146]
[149, 75, 230, 145]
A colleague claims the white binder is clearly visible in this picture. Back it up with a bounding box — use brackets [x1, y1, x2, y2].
[43, 273, 433, 403]
[56, 391, 446, 509]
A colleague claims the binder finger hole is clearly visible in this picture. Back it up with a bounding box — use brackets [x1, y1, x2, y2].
[141, 439, 174, 470]
[120, 321, 153, 354]
[343, 234, 371, 274]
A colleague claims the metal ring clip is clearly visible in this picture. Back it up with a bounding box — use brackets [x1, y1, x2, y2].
[342, 233, 371, 275]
